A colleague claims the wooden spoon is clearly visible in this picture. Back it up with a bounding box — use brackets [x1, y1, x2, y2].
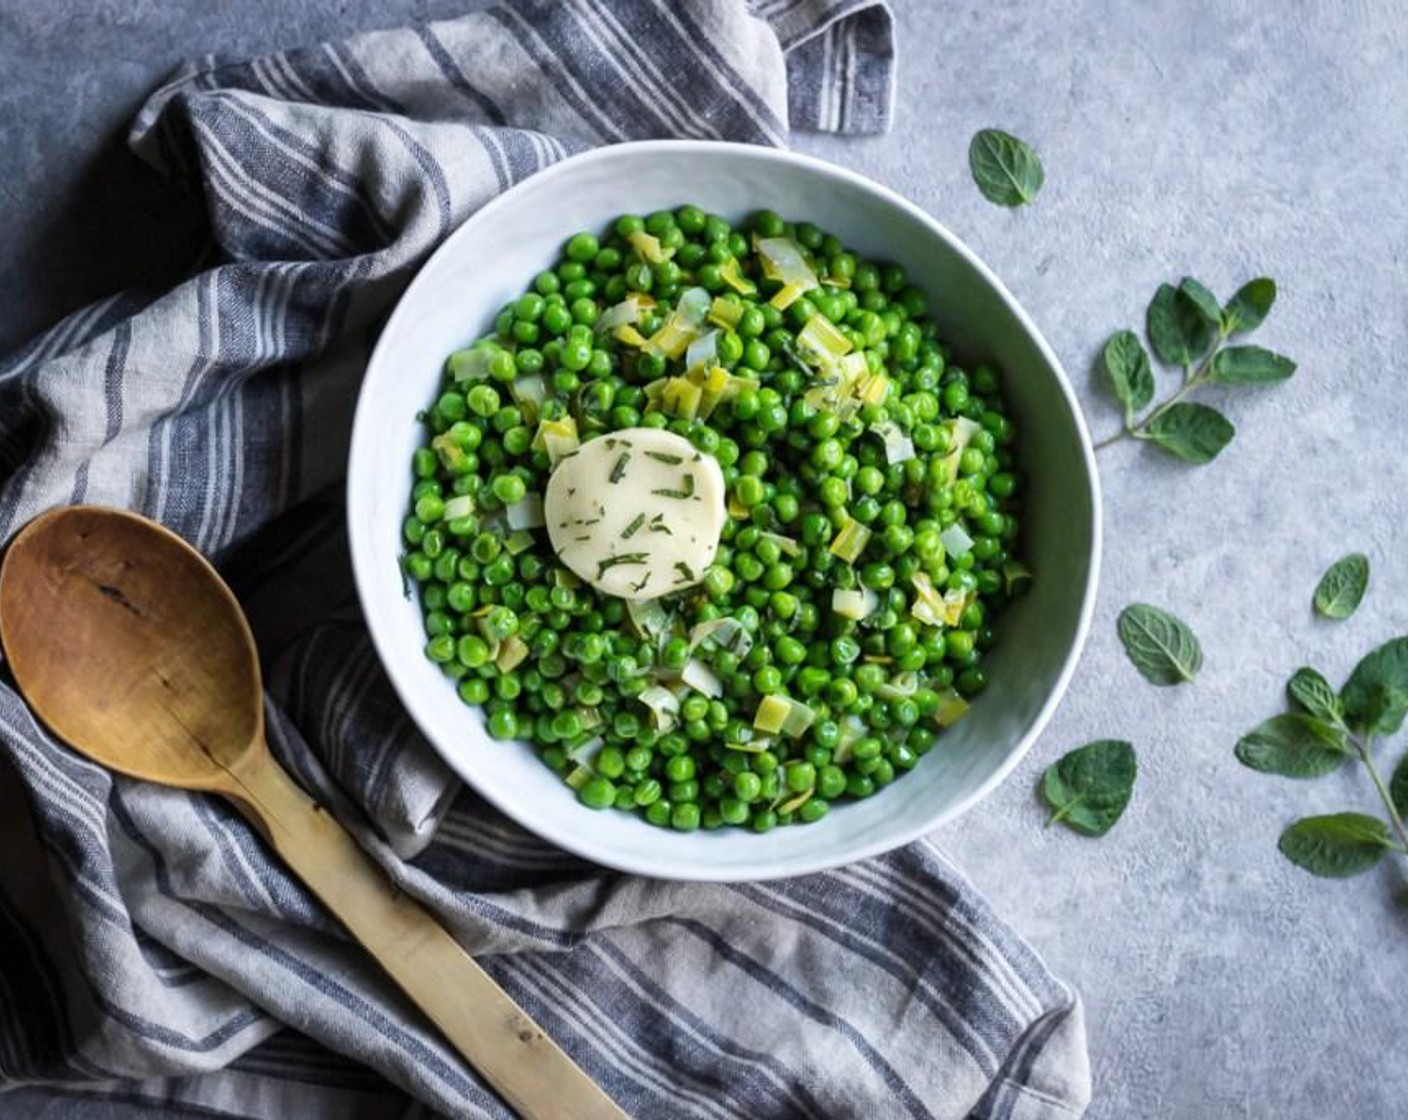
[0, 505, 626, 1120]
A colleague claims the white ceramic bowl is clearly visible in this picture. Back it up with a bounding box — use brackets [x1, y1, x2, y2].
[349, 140, 1100, 881]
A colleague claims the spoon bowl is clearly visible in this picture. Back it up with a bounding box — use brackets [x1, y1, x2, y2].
[0, 505, 261, 787]
[0, 505, 624, 1120]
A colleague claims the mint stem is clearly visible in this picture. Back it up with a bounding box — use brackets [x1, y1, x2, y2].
[1354, 734, 1408, 856]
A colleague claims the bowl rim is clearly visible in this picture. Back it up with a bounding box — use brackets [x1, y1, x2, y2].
[348, 138, 1103, 881]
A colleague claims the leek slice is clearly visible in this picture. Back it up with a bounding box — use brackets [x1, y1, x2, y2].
[627, 230, 673, 264]
[595, 297, 641, 334]
[938, 523, 973, 557]
[685, 329, 719, 372]
[443, 494, 475, 522]
[446, 345, 496, 383]
[507, 494, 544, 530]
[718, 256, 757, 296]
[707, 296, 743, 329]
[754, 695, 815, 738]
[688, 617, 753, 658]
[626, 597, 673, 642]
[681, 658, 724, 699]
[832, 587, 880, 620]
[796, 314, 853, 367]
[829, 518, 872, 563]
[638, 685, 681, 732]
[495, 634, 529, 672]
[934, 688, 970, 728]
[872, 420, 915, 464]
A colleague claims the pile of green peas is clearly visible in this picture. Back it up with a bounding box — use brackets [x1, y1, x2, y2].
[402, 205, 1025, 832]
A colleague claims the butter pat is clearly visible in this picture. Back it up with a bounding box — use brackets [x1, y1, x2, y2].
[543, 427, 726, 600]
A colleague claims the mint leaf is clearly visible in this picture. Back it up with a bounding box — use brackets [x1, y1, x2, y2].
[1390, 752, 1408, 819]
[1278, 813, 1391, 878]
[1222, 278, 1276, 334]
[1234, 714, 1348, 778]
[1041, 740, 1137, 837]
[1117, 603, 1202, 686]
[1313, 553, 1369, 620]
[1103, 330, 1154, 415]
[1286, 666, 1344, 726]
[1209, 346, 1297, 386]
[1340, 635, 1408, 736]
[968, 129, 1045, 207]
[1143, 402, 1235, 464]
[1178, 278, 1222, 326]
[1147, 283, 1213, 367]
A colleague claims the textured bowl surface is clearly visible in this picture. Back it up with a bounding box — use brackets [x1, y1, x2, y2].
[348, 140, 1100, 881]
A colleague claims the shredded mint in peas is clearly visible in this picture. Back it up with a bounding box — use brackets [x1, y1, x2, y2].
[401, 205, 1026, 831]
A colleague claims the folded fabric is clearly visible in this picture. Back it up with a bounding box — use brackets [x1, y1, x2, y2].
[0, 1, 1090, 1117]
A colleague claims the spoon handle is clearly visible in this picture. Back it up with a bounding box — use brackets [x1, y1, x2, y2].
[224, 750, 627, 1120]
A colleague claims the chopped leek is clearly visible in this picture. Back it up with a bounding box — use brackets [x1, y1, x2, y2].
[443, 494, 475, 522]
[754, 695, 815, 738]
[757, 237, 819, 292]
[510, 373, 547, 406]
[688, 616, 753, 658]
[780, 698, 817, 738]
[638, 685, 681, 732]
[495, 634, 529, 672]
[832, 587, 880, 620]
[504, 529, 535, 555]
[507, 494, 544, 530]
[685, 329, 719, 372]
[564, 764, 595, 790]
[938, 523, 973, 557]
[829, 518, 872, 563]
[614, 323, 651, 349]
[877, 671, 921, 701]
[431, 433, 469, 473]
[796, 314, 853, 367]
[660, 377, 703, 420]
[934, 688, 970, 728]
[533, 416, 580, 465]
[707, 296, 743, 329]
[681, 658, 723, 699]
[718, 256, 757, 296]
[567, 736, 604, 764]
[595, 296, 643, 334]
[759, 531, 800, 557]
[446, 346, 495, 383]
[627, 598, 674, 642]
[872, 420, 915, 464]
[645, 287, 712, 359]
[577, 707, 604, 732]
[627, 230, 673, 264]
[910, 571, 945, 626]
[948, 416, 983, 450]
[777, 788, 813, 815]
[753, 694, 791, 735]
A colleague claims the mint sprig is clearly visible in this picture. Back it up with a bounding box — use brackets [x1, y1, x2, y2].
[1235, 636, 1408, 884]
[1096, 277, 1296, 463]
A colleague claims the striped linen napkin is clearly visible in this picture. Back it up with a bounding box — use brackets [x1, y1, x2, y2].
[0, 1, 1090, 1117]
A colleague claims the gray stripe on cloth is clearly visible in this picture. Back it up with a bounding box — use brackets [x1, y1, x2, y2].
[0, 2, 1089, 1117]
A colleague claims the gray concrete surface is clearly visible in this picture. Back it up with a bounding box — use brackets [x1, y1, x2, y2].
[3, 1, 1407, 1117]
